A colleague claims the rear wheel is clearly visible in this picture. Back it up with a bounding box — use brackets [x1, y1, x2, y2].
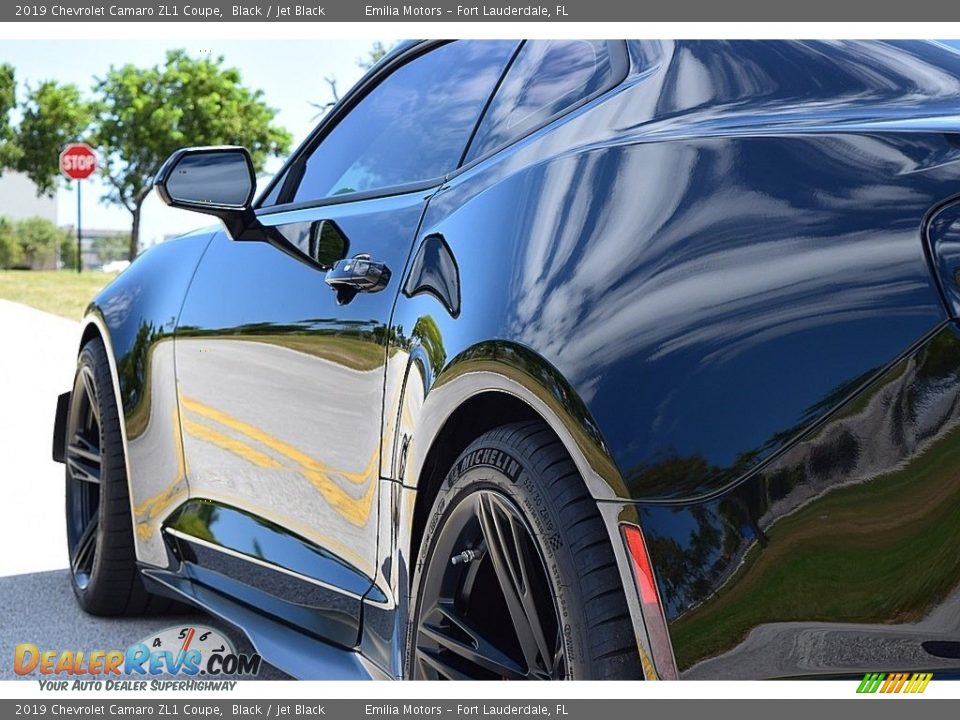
[407, 420, 643, 680]
[65, 337, 170, 616]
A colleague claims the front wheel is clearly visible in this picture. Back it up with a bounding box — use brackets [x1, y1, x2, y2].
[65, 337, 170, 616]
[407, 421, 643, 680]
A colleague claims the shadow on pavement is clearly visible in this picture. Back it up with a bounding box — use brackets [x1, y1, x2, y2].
[0, 569, 289, 680]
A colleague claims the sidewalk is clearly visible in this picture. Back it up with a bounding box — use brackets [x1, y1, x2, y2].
[0, 299, 80, 577]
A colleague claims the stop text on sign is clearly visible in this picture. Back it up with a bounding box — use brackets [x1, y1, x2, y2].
[60, 144, 98, 181]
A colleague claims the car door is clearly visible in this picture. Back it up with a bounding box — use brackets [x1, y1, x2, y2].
[170, 40, 518, 649]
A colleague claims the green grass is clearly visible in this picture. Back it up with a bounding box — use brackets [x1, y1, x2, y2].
[0, 270, 116, 320]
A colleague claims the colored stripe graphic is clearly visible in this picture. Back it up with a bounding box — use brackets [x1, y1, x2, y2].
[857, 672, 931, 694]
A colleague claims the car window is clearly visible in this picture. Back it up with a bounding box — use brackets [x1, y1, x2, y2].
[465, 40, 620, 163]
[291, 41, 517, 204]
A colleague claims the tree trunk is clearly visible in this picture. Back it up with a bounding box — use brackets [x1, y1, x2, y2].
[128, 203, 141, 261]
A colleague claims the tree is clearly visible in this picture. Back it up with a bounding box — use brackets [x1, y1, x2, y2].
[15, 81, 93, 194]
[0, 216, 22, 269]
[0, 64, 19, 171]
[0, 63, 92, 195]
[14, 217, 71, 268]
[59, 230, 78, 270]
[93, 50, 292, 260]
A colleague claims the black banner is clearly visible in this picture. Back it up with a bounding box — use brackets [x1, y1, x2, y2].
[3, 0, 959, 22]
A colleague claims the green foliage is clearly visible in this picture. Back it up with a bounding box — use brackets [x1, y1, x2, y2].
[0, 216, 22, 269]
[15, 81, 93, 194]
[12, 216, 72, 268]
[93, 49, 292, 259]
[59, 230, 78, 270]
[0, 63, 20, 170]
[0, 63, 91, 195]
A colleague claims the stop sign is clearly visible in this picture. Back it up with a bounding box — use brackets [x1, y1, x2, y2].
[59, 143, 98, 180]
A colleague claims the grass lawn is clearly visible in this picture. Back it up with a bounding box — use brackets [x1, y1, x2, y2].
[0, 270, 117, 321]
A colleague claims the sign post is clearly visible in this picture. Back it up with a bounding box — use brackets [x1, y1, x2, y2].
[59, 143, 98, 273]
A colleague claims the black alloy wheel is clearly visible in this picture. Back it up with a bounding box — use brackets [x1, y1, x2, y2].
[413, 488, 565, 680]
[408, 421, 644, 681]
[65, 363, 102, 590]
[65, 337, 172, 616]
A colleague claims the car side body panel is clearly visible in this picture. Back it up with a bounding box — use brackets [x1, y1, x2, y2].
[67, 40, 960, 680]
[80, 229, 215, 567]
[390, 40, 960, 505]
[379, 40, 960, 677]
[629, 323, 960, 678]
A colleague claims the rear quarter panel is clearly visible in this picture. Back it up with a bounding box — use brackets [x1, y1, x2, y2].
[388, 40, 960, 677]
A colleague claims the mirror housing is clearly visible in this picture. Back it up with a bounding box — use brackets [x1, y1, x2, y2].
[154, 146, 258, 239]
[154, 146, 349, 271]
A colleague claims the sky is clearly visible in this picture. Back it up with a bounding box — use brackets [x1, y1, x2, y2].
[0, 39, 392, 238]
[2, 39, 960, 242]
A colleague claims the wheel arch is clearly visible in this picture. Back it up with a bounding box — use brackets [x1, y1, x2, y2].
[393, 345, 661, 679]
[407, 390, 539, 566]
[77, 310, 138, 550]
[397, 340, 633, 573]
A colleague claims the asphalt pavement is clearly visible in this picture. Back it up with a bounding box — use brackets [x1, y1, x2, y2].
[0, 299, 284, 680]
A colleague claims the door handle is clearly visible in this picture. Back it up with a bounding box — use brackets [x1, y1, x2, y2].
[324, 254, 391, 304]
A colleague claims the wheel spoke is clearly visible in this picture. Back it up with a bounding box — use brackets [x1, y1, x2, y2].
[550, 625, 566, 679]
[416, 647, 473, 680]
[414, 487, 563, 681]
[80, 366, 99, 425]
[418, 600, 526, 679]
[476, 494, 553, 675]
[71, 513, 98, 575]
[507, 514, 555, 671]
[67, 434, 101, 484]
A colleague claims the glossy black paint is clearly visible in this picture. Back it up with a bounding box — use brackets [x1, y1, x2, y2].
[407, 75, 960, 505]
[142, 568, 380, 679]
[927, 200, 960, 318]
[86, 230, 213, 429]
[403, 234, 461, 318]
[74, 40, 960, 680]
[633, 324, 960, 677]
[79, 230, 215, 567]
[385, 40, 960, 678]
[167, 499, 382, 600]
[170, 187, 433, 642]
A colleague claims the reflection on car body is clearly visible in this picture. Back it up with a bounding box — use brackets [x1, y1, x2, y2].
[54, 40, 960, 680]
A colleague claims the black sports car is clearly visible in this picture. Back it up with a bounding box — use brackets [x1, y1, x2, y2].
[53, 40, 960, 680]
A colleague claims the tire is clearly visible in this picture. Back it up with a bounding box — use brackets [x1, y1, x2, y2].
[64, 337, 171, 616]
[407, 420, 643, 680]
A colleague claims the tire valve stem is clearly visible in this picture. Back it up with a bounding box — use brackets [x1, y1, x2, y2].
[451, 541, 487, 566]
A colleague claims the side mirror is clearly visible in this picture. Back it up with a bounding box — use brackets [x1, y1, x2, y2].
[154, 146, 257, 238]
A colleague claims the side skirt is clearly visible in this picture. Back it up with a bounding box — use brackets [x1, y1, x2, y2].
[141, 567, 390, 681]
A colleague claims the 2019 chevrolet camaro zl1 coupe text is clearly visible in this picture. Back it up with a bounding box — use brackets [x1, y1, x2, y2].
[53, 40, 960, 680]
